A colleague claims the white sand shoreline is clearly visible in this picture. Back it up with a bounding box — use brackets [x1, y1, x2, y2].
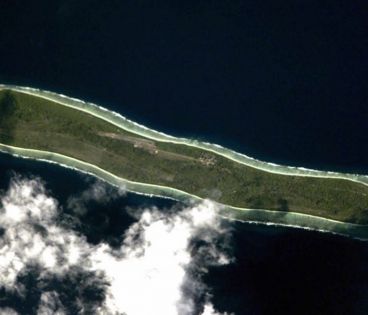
[0, 143, 367, 241]
[1, 84, 367, 240]
[1, 84, 367, 187]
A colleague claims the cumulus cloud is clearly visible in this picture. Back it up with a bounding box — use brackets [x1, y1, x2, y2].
[0, 177, 91, 291]
[94, 200, 233, 315]
[0, 307, 19, 315]
[67, 179, 126, 215]
[37, 291, 66, 315]
[0, 176, 234, 315]
[200, 302, 235, 315]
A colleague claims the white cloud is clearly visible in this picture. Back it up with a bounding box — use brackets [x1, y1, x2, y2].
[0, 176, 234, 315]
[0, 308, 19, 315]
[0, 177, 91, 291]
[37, 291, 66, 315]
[66, 179, 126, 215]
[201, 302, 233, 315]
[93, 200, 233, 315]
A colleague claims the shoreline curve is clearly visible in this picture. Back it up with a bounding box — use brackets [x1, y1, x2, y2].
[1, 143, 367, 241]
[0, 84, 367, 240]
[0, 84, 367, 187]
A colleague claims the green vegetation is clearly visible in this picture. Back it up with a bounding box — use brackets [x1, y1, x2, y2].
[0, 89, 368, 224]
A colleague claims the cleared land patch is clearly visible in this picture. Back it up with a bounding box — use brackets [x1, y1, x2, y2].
[0, 89, 368, 224]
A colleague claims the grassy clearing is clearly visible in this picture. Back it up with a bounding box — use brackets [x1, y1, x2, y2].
[0, 89, 368, 224]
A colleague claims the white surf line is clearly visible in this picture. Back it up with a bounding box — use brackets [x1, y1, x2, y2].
[223, 217, 368, 242]
[1, 84, 368, 187]
[0, 143, 367, 241]
[0, 144, 202, 203]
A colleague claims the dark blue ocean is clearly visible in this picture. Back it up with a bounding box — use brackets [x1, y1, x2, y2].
[0, 1, 367, 314]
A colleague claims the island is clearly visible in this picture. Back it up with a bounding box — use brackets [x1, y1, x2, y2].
[0, 85, 367, 239]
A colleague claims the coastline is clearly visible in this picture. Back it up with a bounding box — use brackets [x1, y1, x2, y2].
[1, 143, 367, 241]
[0, 84, 367, 187]
[0, 84, 367, 240]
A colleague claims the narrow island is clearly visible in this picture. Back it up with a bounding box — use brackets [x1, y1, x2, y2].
[0, 85, 367, 239]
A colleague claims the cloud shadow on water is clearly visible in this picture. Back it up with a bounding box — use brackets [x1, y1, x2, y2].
[0, 174, 235, 315]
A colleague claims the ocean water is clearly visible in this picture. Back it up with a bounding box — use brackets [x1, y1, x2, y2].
[1, 153, 367, 315]
[1, 1, 367, 173]
[0, 1, 367, 314]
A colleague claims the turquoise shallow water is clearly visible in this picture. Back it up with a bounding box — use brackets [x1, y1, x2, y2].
[0, 1, 368, 313]
[1, 1, 367, 174]
[1, 85, 367, 240]
[0, 153, 367, 315]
